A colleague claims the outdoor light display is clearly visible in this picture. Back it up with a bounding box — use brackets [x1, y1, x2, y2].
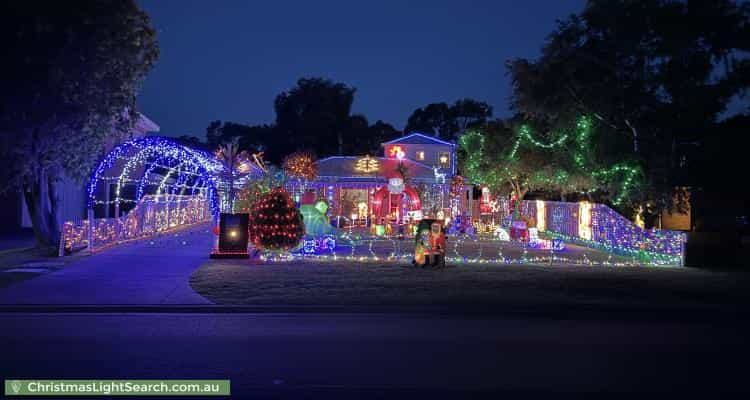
[57, 137, 227, 254]
[536, 200, 546, 231]
[301, 235, 336, 254]
[282, 151, 318, 181]
[449, 175, 465, 199]
[214, 213, 250, 256]
[354, 155, 380, 173]
[388, 145, 406, 159]
[87, 136, 224, 217]
[578, 201, 593, 240]
[299, 200, 336, 237]
[248, 187, 304, 251]
[61, 194, 209, 254]
[460, 116, 641, 207]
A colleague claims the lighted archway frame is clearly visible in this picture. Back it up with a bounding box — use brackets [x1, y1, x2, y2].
[87, 136, 226, 218]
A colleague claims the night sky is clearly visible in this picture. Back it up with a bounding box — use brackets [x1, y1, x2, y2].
[138, 0, 585, 139]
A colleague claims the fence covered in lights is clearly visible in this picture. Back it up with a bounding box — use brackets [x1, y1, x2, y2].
[280, 199, 686, 267]
[61, 194, 210, 254]
[492, 200, 686, 265]
[60, 137, 225, 254]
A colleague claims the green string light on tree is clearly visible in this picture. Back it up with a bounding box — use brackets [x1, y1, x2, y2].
[459, 116, 641, 207]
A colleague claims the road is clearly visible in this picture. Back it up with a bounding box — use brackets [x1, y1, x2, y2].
[1, 309, 748, 397]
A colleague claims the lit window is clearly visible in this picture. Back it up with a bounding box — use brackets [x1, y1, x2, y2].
[416, 151, 425, 160]
[438, 152, 450, 166]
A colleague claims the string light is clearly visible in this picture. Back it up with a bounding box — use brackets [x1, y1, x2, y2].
[87, 136, 225, 218]
[354, 155, 380, 173]
[61, 194, 209, 253]
[283, 151, 318, 181]
[459, 116, 641, 208]
[248, 187, 305, 251]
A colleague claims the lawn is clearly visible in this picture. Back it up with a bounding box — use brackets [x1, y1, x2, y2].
[0, 246, 70, 289]
[190, 259, 750, 308]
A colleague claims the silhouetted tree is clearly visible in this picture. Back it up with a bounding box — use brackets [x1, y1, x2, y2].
[405, 102, 456, 139]
[0, 0, 159, 246]
[507, 0, 749, 216]
[452, 98, 493, 131]
[274, 77, 356, 157]
[405, 99, 493, 139]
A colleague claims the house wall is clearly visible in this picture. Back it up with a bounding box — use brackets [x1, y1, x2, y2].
[383, 143, 454, 172]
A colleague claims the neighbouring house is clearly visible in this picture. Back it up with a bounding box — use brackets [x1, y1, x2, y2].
[296, 133, 458, 226]
[1, 113, 161, 233]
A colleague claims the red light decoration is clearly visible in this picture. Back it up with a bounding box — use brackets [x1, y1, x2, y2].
[388, 145, 405, 159]
[282, 151, 318, 181]
[248, 187, 305, 251]
[449, 175, 465, 200]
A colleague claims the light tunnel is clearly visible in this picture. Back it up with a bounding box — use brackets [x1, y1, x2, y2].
[87, 136, 227, 220]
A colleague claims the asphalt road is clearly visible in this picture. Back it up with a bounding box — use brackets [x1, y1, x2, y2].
[2, 309, 749, 397]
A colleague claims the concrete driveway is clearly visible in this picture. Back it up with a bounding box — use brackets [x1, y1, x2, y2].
[0, 224, 214, 305]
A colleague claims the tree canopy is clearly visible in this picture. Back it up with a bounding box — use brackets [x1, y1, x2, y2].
[506, 0, 749, 215]
[405, 99, 493, 139]
[205, 77, 401, 162]
[0, 0, 159, 245]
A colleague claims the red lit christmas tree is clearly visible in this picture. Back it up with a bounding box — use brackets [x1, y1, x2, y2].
[249, 187, 304, 251]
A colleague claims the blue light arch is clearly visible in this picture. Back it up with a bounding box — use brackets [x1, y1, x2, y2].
[87, 136, 226, 219]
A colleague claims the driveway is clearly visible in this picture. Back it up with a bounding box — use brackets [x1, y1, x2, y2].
[0, 224, 214, 305]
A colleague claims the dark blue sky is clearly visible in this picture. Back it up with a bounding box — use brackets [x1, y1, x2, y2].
[138, 0, 585, 139]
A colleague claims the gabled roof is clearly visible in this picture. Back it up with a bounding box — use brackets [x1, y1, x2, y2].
[316, 156, 444, 183]
[382, 133, 456, 146]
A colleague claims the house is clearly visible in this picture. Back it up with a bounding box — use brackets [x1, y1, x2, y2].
[301, 133, 457, 226]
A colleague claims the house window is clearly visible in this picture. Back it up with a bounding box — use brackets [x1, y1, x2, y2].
[416, 151, 425, 161]
[438, 152, 450, 166]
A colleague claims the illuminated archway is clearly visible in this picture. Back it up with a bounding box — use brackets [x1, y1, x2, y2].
[87, 136, 226, 219]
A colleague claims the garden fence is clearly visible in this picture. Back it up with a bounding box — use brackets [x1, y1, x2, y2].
[60, 194, 210, 255]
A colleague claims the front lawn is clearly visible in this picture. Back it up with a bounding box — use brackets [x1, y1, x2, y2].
[190, 260, 750, 308]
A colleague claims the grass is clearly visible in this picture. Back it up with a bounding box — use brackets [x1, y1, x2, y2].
[190, 259, 750, 308]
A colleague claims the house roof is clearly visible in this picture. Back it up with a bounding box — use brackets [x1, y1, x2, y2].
[316, 156, 444, 183]
[382, 133, 456, 146]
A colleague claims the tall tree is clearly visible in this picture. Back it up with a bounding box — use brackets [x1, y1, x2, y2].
[405, 99, 493, 139]
[451, 98, 493, 131]
[274, 77, 356, 157]
[404, 102, 456, 139]
[365, 120, 400, 154]
[459, 121, 596, 206]
[507, 0, 749, 215]
[215, 137, 250, 213]
[0, 1, 159, 246]
[204, 121, 277, 160]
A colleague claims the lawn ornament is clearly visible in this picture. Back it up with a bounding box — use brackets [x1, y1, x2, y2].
[413, 219, 446, 268]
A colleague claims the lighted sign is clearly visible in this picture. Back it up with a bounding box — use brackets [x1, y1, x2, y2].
[354, 155, 379, 173]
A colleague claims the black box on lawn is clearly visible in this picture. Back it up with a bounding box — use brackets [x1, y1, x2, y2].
[217, 213, 249, 253]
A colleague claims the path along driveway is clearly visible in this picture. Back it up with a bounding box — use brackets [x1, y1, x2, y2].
[0, 224, 214, 305]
